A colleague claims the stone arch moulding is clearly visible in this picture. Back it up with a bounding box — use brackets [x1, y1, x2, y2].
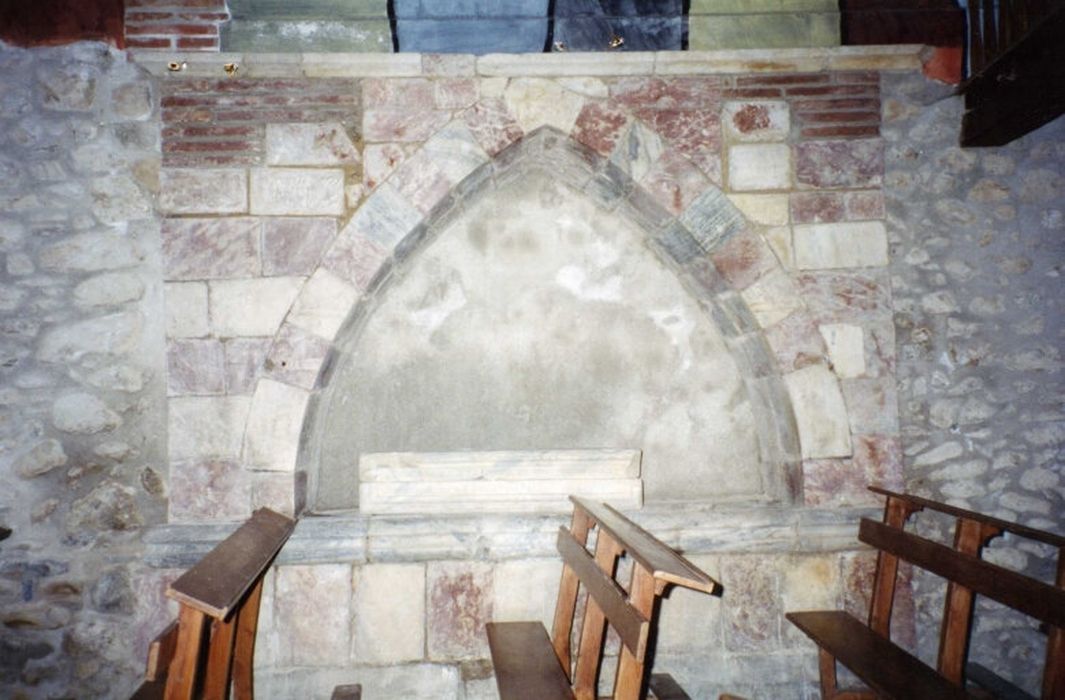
[239, 117, 853, 515]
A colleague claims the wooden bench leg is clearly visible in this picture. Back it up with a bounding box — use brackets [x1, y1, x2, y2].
[818, 647, 840, 698]
[231, 577, 265, 700]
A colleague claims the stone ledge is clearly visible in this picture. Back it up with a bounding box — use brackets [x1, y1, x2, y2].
[143, 504, 877, 568]
[131, 46, 925, 79]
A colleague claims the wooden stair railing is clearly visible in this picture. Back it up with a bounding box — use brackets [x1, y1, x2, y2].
[130, 508, 296, 700]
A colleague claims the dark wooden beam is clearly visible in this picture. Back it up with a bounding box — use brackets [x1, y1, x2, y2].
[840, 0, 965, 46]
[962, 4, 1065, 147]
[0, 0, 124, 48]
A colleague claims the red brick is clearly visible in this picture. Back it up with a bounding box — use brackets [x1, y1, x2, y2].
[176, 36, 218, 49]
[177, 11, 230, 21]
[736, 74, 831, 87]
[163, 140, 260, 153]
[722, 87, 783, 99]
[791, 98, 880, 113]
[800, 125, 880, 139]
[832, 71, 879, 85]
[163, 125, 259, 139]
[785, 85, 877, 97]
[791, 192, 845, 224]
[126, 36, 171, 49]
[125, 11, 175, 22]
[127, 0, 224, 7]
[127, 23, 217, 36]
[800, 110, 880, 125]
[162, 107, 214, 123]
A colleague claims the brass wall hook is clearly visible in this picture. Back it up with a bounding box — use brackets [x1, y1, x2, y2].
[223, 62, 238, 76]
[167, 61, 187, 72]
[608, 35, 624, 49]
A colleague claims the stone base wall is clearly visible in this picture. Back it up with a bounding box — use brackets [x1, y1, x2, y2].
[0, 42, 170, 698]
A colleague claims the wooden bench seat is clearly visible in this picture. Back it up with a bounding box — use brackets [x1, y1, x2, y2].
[788, 487, 1065, 700]
[131, 508, 297, 700]
[486, 496, 721, 700]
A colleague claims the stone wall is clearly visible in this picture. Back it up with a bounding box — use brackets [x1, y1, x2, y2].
[0, 42, 170, 698]
[884, 73, 1065, 694]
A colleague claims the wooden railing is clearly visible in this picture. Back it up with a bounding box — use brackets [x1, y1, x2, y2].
[966, 0, 1061, 76]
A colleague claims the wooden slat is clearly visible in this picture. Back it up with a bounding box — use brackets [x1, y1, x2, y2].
[487, 621, 576, 700]
[966, 663, 1037, 700]
[145, 621, 180, 682]
[168, 508, 295, 619]
[330, 684, 363, 700]
[571, 497, 720, 595]
[787, 611, 972, 699]
[572, 532, 620, 700]
[557, 527, 648, 658]
[868, 488, 1065, 548]
[202, 615, 238, 700]
[868, 494, 920, 636]
[648, 674, 691, 700]
[164, 606, 208, 700]
[938, 518, 1000, 683]
[230, 577, 263, 699]
[613, 563, 656, 700]
[552, 506, 593, 676]
[859, 519, 1065, 628]
[1043, 549, 1065, 700]
[131, 680, 166, 700]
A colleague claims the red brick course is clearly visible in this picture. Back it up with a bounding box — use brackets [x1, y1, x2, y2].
[124, 0, 228, 51]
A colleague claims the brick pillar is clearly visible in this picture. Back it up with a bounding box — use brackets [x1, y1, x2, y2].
[125, 0, 230, 51]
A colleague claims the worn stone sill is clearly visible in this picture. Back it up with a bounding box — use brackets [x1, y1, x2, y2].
[131, 45, 925, 79]
[144, 503, 879, 569]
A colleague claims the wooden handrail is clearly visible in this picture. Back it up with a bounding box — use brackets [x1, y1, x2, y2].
[571, 497, 720, 595]
[868, 487, 1065, 548]
[167, 508, 296, 619]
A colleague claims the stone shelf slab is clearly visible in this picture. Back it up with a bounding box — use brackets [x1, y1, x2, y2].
[358, 449, 643, 515]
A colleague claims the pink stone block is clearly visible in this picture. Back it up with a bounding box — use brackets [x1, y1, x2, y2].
[790, 192, 845, 224]
[709, 228, 778, 290]
[461, 99, 523, 157]
[224, 337, 271, 395]
[169, 458, 250, 522]
[637, 109, 722, 184]
[323, 229, 390, 292]
[795, 139, 884, 189]
[803, 435, 902, 507]
[162, 217, 261, 280]
[610, 76, 723, 110]
[363, 78, 435, 111]
[720, 555, 781, 652]
[363, 108, 451, 143]
[167, 338, 225, 396]
[262, 217, 337, 276]
[264, 323, 331, 390]
[764, 311, 827, 372]
[435, 79, 478, 110]
[392, 150, 452, 215]
[363, 143, 410, 190]
[842, 377, 899, 435]
[571, 102, 630, 157]
[639, 148, 708, 215]
[250, 472, 295, 517]
[844, 190, 885, 220]
[427, 561, 493, 661]
[798, 271, 891, 323]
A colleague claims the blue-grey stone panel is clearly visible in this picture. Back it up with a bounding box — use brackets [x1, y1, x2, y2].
[394, 0, 550, 54]
[553, 0, 685, 51]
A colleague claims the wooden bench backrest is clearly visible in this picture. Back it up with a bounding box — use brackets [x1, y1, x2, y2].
[550, 497, 720, 700]
[136, 508, 296, 700]
[866, 488, 1065, 700]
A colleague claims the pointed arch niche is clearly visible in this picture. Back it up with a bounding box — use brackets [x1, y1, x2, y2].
[295, 126, 805, 513]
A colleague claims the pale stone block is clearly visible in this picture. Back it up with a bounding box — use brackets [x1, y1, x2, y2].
[728, 144, 792, 191]
[346, 181, 422, 250]
[265, 123, 360, 166]
[243, 379, 310, 472]
[723, 101, 790, 142]
[793, 221, 889, 269]
[727, 194, 790, 226]
[249, 168, 346, 216]
[353, 564, 425, 664]
[477, 52, 655, 77]
[422, 121, 489, 185]
[827, 45, 922, 71]
[209, 277, 303, 338]
[654, 48, 828, 75]
[168, 396, 251, 461]
[301, 52, 423, 78]
[165, 282, 209, 338]
[504, 78, 584, 133]
[492, 559, 561, 630]
[765, 225, 794, 269]
[740, 269, 803, 327]
[287, 268, 360, 340]
[784, 364, 852, 459]
[159, 169, 247, 215]
[781, 554, 840, 611]
[819, 323, 866, 378]
[656, 553, 722, 653]
[274, 564, 352, 665]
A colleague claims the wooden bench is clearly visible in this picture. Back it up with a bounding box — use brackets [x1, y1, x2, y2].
[787, 487, 1065, 700]
[486, 496, 721, 700]
[130, 508, 298, 700]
